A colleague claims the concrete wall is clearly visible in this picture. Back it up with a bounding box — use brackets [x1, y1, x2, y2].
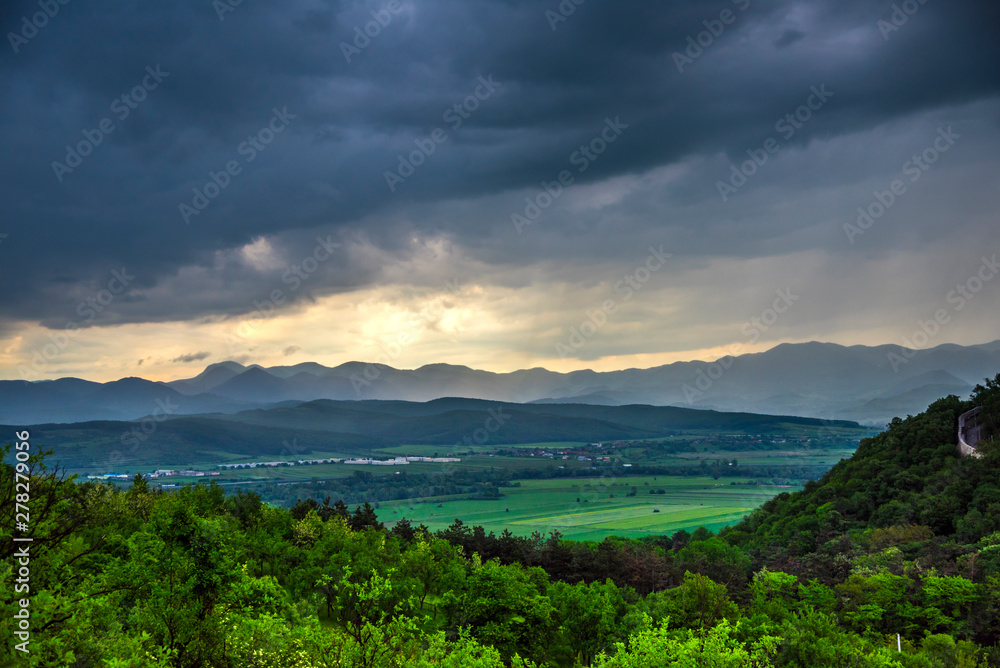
[958, 406, 983, 458]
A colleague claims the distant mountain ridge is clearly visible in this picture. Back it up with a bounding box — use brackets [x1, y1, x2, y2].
[2, 340, 998, 425]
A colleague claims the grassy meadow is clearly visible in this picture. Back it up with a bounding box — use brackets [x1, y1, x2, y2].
[378, 476, 799, 542]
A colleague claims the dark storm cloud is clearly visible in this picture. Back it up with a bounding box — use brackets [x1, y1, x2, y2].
[170, 351, 211, 363]
[1, 0, 998, 327]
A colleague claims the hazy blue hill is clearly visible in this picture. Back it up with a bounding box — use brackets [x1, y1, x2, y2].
[6, 340, 999, 424]
[93, 377, 183, 404]
[210, 367, 295, 402]
[203, 401, 412, 434]
[260, 362, 333, 379]
[195, 397, 860, 443]
[529, 390, 643, 406]
[31, 376, 104, 397]
[375, 408, 662, 444]
[0, 378, 103, 424]
[0, 376, 186, 423]
[514, 402, 858, 432]
[0, 376, 265, 425]
[845, 384, 975, 423]
[878, 368, 971, 396]
[167, 362, 245, 394]
[0, 377, 100, 399]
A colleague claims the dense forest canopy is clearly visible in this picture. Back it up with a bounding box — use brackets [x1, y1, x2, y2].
[2, 375, 1000, 667]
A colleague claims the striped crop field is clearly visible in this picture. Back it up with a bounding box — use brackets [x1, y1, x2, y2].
[380, 476, 799, 542]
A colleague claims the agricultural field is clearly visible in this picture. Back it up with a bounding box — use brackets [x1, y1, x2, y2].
[660, 448, 857, 467]
[128, 434, 859, 494]
[378, 476, 799, 542]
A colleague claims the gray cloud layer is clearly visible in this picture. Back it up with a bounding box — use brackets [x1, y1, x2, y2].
[1, 0, 998, 335]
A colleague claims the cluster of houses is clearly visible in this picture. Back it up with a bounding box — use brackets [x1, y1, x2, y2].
[151, 470, 221, 478]
[340, 457, 464, 466]
[87, 454, 463, 481]
[86, 469, 222, 481]
[517, 443, 625, 463]
[216, 455, 461, 470]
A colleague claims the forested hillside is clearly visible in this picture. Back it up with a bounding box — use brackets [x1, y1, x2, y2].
[727, 378, 1000, 562]
[2, 376, 999, 667]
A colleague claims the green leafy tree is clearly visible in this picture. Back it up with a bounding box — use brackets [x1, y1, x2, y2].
[549, 578, 643, 665]
[774, 608, 904, 668]
[593, 618, 779, 668]
[443, 559, 556, 664]
[644, 572, 739, 631]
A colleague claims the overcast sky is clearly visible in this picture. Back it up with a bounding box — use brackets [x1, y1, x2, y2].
[1, 0, 998, 382]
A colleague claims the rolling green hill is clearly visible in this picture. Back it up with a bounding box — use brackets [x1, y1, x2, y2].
[202, 396, 860, 438]
[5, 399, 863, 471]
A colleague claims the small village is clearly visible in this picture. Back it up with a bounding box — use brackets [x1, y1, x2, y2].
[86, 455, 463, 481]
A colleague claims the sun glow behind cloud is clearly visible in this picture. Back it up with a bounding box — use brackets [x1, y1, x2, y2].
[4, 234, 997, 383]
